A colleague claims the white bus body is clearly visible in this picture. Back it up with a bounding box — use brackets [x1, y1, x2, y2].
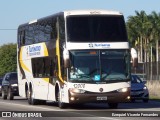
[17, 10, 131, 108]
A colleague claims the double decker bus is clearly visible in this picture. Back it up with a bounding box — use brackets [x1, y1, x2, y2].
[17, 10, 137, 108]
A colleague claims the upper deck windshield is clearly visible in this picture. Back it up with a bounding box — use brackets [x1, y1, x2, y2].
[66, 15, 127, 42]
[68, 50, 130, 83]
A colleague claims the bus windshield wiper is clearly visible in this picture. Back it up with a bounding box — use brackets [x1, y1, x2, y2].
[104, 77, 124, 81]
[76, 74, 90, 79]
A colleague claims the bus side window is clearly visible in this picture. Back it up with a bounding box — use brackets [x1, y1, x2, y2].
[18, 32, 21, 47]
[53, 56, 58, 77]
[51, 18, 57, 41]
[20, 31, 25, 45]
[44, 57, 52, 77]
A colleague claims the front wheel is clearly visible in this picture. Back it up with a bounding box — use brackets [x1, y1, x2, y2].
[27, 88, 38, 105]
[57, 90, 67, 109]
[108, 103, 118, 109]
[2, 89, 7, 100]
[7, 88, 14, 100]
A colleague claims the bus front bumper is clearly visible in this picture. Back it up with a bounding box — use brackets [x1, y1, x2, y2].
[69, 91, 130, 104]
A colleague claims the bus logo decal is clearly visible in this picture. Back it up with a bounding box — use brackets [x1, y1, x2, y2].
[99, 88, 103, 92]
[89, 43, 93, 48]
[94, 75, 100, 81]
[94, 43, 110, 48]
[28, 45, 41, 56]
[89, 43, 110, 48]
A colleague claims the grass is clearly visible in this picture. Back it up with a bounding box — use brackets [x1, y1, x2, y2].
[150, 96, 160, 102]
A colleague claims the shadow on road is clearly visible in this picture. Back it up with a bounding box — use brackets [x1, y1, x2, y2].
[46, 100, 160, 110]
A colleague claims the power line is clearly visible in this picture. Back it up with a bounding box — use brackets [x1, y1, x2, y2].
[0, 29, 17, 30]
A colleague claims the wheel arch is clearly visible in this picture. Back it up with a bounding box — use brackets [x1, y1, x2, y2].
[25, 82, 28, 98]
[55, 81, 60, 101]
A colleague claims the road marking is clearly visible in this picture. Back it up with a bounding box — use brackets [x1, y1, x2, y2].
[0, 101, 121, 120]
[0, 101, 61, 111]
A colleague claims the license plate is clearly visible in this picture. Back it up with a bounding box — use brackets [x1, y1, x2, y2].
[97, 96, 107, 100]
[131, 91, 143, 95]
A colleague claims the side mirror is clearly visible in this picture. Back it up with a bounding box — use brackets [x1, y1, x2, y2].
[132, 58, 138, 67]
[131, 48, 138, 67]
[64, 59, 70, 68]
[143, 80, 147, 84]
[63, 49, 70, 68]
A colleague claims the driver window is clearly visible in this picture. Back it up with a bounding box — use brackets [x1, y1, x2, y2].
[5, 75, 10, 81]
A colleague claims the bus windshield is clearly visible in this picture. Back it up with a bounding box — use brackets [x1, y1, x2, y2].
[66, 15, 127, 42]
[68, 50, 130, 83]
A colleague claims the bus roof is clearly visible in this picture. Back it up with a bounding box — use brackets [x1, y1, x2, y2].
[18, 10, 123, 29]
[64, 10, 123, 16]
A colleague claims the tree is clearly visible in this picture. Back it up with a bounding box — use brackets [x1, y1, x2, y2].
[126, 10, 156, 63]
[0, 43, 17, 77]
[149, 11, 160, 62]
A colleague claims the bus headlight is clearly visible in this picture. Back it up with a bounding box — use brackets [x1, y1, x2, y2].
[117, 88, 128, 92]
[69, 88, 86, 93]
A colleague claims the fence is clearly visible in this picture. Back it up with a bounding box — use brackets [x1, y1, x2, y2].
[131, 61, 160, 80]
[131, 62, 160, 97]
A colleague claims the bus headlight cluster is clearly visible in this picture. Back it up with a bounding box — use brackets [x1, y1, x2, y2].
[117, 88, 128, 92]
[69, 88, 86, 93]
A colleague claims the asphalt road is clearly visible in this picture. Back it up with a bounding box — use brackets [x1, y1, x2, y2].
[0, 96, 160, 120]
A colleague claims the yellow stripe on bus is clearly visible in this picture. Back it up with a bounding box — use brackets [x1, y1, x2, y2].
[56, 36, 64, 83]
[19, 47, 31, 73]
[43, 78, 49, 83]
[43, 43, 49, 56]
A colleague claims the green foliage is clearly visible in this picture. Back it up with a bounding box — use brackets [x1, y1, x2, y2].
[0, 43, 17, 77]
[126, 10, 160, 62]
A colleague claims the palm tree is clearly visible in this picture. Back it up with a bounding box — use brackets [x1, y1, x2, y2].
[149, 11, 160, 62]
[126, 10, 160, 80]
[149, 11, 160, 80]
[127, 10, 150, 62]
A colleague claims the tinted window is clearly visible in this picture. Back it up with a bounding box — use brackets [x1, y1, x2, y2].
[32, 57, 54, 78]
[68, 49, 130, 82]
[19, 18, 57, 46]
[131, 75, 143, 83]
[0, 78, 2, 85]
[9, 73, 18, 81]
[25, 22, 53, 44]
[67, 15, 127, 42]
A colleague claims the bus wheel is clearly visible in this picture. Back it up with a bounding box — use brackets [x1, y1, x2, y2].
[27, 87, 37, 105]
[57, 90, 66, 109]
[108, 103, 118, 109]
[7, 88, 14, 100]
[27, 89, 31, 104]
[2, 89, 7, 100]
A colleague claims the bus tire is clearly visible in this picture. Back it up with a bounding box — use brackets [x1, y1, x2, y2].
[57, 90, 66, 109]
[7, 88, 14, 100]
[27, 87, 38, 105]
[39, 100, 46, 105]
[27, 89, 31, 104]
[30, 90, 38, 105]
[108, 103, 118, 109]
[2, 89, 7, 100]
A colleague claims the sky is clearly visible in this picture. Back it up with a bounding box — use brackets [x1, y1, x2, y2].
[0, 0, 160, 46]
